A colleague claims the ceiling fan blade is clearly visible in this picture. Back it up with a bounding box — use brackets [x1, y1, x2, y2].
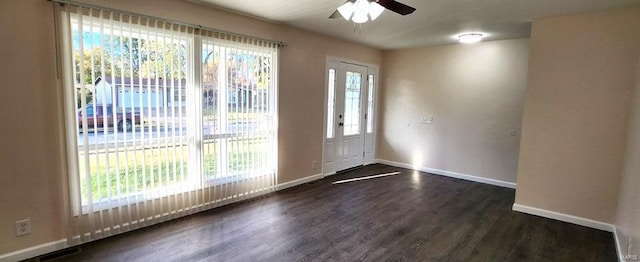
[329, 10, 341, 19]
[376, 0, 416, 15]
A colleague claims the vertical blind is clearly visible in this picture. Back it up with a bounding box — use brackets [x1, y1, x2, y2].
[56, 2, 279, 244]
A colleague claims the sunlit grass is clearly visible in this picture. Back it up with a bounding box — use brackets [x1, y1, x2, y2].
[79, 138, 268, 202]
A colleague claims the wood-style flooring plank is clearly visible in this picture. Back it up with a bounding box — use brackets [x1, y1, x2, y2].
[27, 164, 617, 262]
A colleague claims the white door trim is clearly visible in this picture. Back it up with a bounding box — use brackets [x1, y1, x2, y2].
[322, 56, 379, 176]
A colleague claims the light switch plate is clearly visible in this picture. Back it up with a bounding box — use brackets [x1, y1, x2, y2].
[421, 116, 433, 124]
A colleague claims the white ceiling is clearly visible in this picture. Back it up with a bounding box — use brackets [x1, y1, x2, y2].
[193, 0, 640, 50]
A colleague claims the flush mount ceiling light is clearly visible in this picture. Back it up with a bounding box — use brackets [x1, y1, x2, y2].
[330, 0, 416, 24]
[458, 33, 484, 44]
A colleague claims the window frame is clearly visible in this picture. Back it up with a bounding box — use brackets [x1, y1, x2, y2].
[62, 13, 278, 214]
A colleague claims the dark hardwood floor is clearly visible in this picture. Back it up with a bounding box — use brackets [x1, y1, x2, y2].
[30, 164, 617, 262]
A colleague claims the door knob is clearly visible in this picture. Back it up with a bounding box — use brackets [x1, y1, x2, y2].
[339, 122, 344, 126]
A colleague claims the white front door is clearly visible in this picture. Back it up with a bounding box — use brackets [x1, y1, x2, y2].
[335, 63, 368, 171]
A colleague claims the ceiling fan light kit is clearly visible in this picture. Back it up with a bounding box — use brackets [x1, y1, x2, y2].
[332, 0, 416, 24]
[458, 33, 484, 44]
[369, 3, 385, 20]
[337, 2, 355, 20]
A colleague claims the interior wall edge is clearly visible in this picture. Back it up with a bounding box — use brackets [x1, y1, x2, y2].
[514, 5, 640, 227]
[614, 227, 624, 262]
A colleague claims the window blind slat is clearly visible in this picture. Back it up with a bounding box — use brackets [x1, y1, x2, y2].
[59, 3, 278, 243]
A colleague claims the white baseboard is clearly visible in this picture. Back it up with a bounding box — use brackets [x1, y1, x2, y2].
[275, 173, 323, 191]
[0, 239, 68, 262]
[375, 159, 517, 189]
[323, 172, 336, 177]
[512, 203, 614, 232]
[1, 173, 325, 262]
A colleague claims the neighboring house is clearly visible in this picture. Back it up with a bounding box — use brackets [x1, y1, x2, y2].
[93, 77, 267, 110]
[203, 83, 268, 109]
[93, 76, 187, 109]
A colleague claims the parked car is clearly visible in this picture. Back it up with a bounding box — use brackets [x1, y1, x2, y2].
[77, 104, 142, 131]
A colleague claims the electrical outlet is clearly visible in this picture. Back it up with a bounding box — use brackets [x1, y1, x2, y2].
[312, 160, 318, 170]
[16, 219, 31, 237]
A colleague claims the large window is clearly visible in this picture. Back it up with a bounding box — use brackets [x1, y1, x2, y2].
[59, 5, 278, 242]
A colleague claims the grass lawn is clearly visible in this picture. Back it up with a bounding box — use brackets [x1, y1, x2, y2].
[79, 137, 269, 202]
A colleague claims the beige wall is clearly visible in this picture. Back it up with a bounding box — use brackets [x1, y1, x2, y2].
[0, 0, 382, 255]
[615, 56, 640, 258]
[515, 7, 640, 223]
[378, 39, 529, 183]
[0, 0, 65, 255]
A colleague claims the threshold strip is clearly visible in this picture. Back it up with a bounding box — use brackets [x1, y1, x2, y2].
[332, 172, 401, 185]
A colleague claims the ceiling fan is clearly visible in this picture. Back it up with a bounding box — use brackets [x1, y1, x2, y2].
[329, 0, 416, 23]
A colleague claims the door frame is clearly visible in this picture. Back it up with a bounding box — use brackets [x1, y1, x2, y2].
[322, 56, 380, 177]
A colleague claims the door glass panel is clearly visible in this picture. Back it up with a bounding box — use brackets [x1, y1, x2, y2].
[327, 69, 336, 139]
[367, 74, 374, 133]
[344, 71, 361, 136]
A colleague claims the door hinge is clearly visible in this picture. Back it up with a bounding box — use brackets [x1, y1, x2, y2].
[365, 113, 367, 120]
[363, 151, 365, 157]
